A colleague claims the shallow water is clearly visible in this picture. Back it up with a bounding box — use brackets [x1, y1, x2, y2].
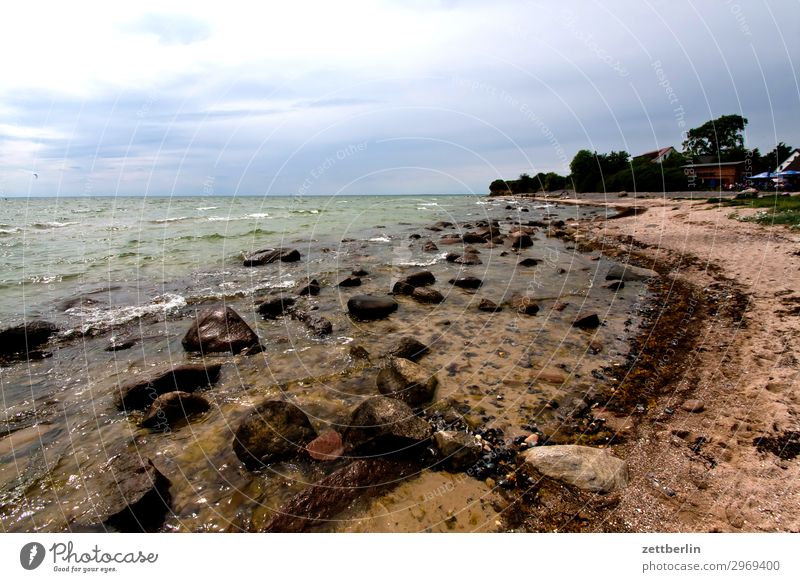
[0, 195, 648, 532]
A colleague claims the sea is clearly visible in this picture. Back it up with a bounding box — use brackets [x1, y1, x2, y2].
[0, 194, 651, 532]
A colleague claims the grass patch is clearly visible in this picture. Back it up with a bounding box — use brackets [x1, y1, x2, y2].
[705, 194, 800, 227]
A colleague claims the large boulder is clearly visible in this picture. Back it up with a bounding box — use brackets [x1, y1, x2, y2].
[434, 430, 482, 472]
[385, 337, 429, 361]
[605, 264, 658, 282]
[256, 295, 295, 318]
[342, 396, 433, 454]
[140, 391, 211, 430]
[401, 271, 436, 287]
[232, 401, 317, 469]
[243, 248, 301, 267]
[115, 363, 222, 411]
[376, 357, 438, 406]
[347, 295, 398, 320]
[0, 321, 58, 356]
[520, 445, 629, 493]
[182, 306, 262, 354]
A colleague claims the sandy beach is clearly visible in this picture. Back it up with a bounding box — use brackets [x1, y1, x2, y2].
[532, 193, 800, 532]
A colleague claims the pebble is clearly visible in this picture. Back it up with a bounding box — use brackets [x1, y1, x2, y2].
[681, 399, 705, 413]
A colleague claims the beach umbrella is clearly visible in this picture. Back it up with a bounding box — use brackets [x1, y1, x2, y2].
[777, 170, 800, 176]
[750, 172, 773, 179]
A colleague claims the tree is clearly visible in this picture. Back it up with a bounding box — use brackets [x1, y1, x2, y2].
[570, 150, 601, 193]
[682, 114, 748, 159]
[763, 142, 794, 170]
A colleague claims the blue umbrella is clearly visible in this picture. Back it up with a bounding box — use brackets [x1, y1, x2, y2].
[778, 170, 800, 176]
[750, 172, 773, 179]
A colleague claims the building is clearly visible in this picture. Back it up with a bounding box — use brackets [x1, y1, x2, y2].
[777, 148, 800, 172]
[634, 146, 677, 164]
[682, 160, 745, 189]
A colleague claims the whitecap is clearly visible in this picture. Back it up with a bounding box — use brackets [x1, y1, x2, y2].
[245, 213, 271, 219]
[152, 216, 191, 224]
[62, 293, 187, 336]
[368, 235, 391, 243]
[196, 206, 219, 211]
[31, 221, 78, 229]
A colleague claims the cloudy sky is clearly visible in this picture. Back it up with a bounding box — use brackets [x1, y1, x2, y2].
[1, 0, 797, 197]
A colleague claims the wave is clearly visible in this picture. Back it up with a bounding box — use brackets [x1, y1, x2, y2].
[196, 206, 218, 211]
[151, 216, 192, 224]
[31, 221, 78, 229]
[62, 292, 187, 336]
[0, 227, 21, 235]
[177, 232, 226, 242]
[245, 213, 271, 219]
[290, 209, 321, 215]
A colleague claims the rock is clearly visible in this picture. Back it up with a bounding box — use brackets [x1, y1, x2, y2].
[604, 280, 625, 291]
[376, 357, 438, 406]
[342, 396, 433, 454]
[508, 232, 533, 249]
[349, 345, 370, 360]
[90, 455, 172, 532]
[553, 302, 569, 312]
[520, 445, 629, 493]
[232, 401, 317, 469]
[115, 363, 222, 411]
[439, 234, 462, 245]
[434, 430, 482, 472]
[510, 296, 539, 315]
[140, 391, 210, 430]
[426, 221, 454, 231]
[681, 399, 705, 413]
[243, 248, 301, 267]
[423, 240, 439, 252]
[392, 280, 415, 295]
[292, 310, 333, 335]
[411, 287, 445, 304]
[462, 231, 488, 244]
[256, 295, 296, 318]
[260, 458, 416, 532]
[306, 430, 344, 461]
[618, 191, 628, 197]
[478, 299, 502, 312]
[605, 264, 658, 282]
[446, 252, 481, 265]
[409, 233, 421, 240]
[296, 279, 321, 296]
[518, 257, 539, 267]
[347, 295, 398, 320]
[402, 271, 436, 287]
[589, 340, 603, 354]
[449, 276, 483, 289]
[105, 338, 136, 352]
[0, 321, 58, 356]
[572, 311, 601, 329]
[351, 267, 369, 277]
[182, 306, 262, 355]
[338, 276, 362, 287]
[386, 337, 429, 361]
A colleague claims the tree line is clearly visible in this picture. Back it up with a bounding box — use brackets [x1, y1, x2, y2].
[490, 114, 794, 194]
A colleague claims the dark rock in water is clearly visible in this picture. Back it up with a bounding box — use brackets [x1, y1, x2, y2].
[0, 321, 58, 356]
[260, 458, 416, 532]
[182, 306, 262, 355]
[605, 264, 658, 282]
[347, 295, 398, 320]
[573, 311, 601, 329]
[342, 396, 433, 454]
[140, 391, 210, 430]
[439, 234, 462, 245]
[243, 248, 301, 267]
[508, 232, 533, 249]
[510, 296, 539, 315]
[105, 337, 136, 352]
[376, 357, 438, 407]
[91, 456, 172, 532]
[478, 299, 502, 312]
[256, 295, 296, 318]
[409, 233, 421, 240]
[292, 310, 333, 335]
[423, 240, 439, 252]
[349, 344, 370, 360]
[518, 257, 539, 267]
[233, 401, 317, 469]
[462, 231, 488, 244]
[59, 295, 102, 312]
[402, 271, 436, 287]
[446, 252, 481, 265]
[411, 287, 445, 304]
[434, 430, 482, 472]
[604, 280, 625, 291]
[296, 279, 321, 296]
[426, 221, 454, 231]
[338, 276, 362, 287]
[553, 301, 569, 312]
[386, 337, 429, 361]
[306, 430, 344, 461]
[392, 280, 415, 296]
[115, 363, 222, 411]
[351, 267, 369, 277]
[449, 276, 483, 289]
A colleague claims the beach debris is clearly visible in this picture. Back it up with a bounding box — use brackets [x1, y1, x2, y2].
[115, 362, 222, 411]
[376, 357, 438, 407]
[140, 391, 210, 429]
[347, 294, 398, 320]
[242, 247, 301, 267]
[520, 444, 629, 493]
[233, 400, 317, 469]
[182, 305, 262, 354]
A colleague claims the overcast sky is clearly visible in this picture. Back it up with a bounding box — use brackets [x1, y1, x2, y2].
[1, 0, 798, 196]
